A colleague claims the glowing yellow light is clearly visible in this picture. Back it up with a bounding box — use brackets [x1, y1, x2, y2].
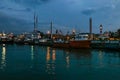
[46, 47, 50, 62]
[3, 33, 6, 36]
[52, 49, 56, 61]
[72, 29, 76, 33]
[47, 31, 50, 34]
[0, 34, 2, 36]
[31, 46, 34, 60]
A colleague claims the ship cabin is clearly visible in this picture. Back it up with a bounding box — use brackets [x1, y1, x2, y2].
[74, 33, 89, 41]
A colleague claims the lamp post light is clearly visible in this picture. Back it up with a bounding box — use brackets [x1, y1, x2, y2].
[47, 31, 51, 39]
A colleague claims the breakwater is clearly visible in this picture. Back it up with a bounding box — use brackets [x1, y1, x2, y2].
[91, 40, 120, 51]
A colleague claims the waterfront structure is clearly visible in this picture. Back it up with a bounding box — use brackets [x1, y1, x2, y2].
[53, 33, 91, 48]
[91, 40, 120, 51]
[0, 32, 14, 44]
[69, 33, 91, 48]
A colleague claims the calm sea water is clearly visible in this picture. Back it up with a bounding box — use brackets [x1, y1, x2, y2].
[0, 44, 120, 80]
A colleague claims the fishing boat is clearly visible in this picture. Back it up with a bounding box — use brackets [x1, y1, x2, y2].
[39, 38, 53, 46]
[53, 39, 70, 48]
[69, 33, 91, 48]
[0, 33, 14, 44]
[53, 33, 91, 48]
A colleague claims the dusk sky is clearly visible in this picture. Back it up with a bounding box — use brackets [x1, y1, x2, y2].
[0, 0, 120, 33]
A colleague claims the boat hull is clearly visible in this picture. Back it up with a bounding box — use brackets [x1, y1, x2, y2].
[53, 43, 70, 48]
[69, 40, 91, 48]
[53, 40, 91, 49]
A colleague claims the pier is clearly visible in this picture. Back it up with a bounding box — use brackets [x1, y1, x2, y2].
[91, 40, 120, 51]
[0, 36, 120, 51]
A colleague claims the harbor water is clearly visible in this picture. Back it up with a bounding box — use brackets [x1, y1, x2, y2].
[0, 44, 120, 80]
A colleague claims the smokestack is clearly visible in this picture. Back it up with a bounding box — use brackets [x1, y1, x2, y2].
[34, 13, 38, 32]
[34, 13, 36, 32]
[89, 17, 92, 40]
[36, 15, 38, 31]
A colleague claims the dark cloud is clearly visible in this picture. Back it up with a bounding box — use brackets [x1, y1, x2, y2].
[10, 0, 52, 7]
[99, 6, 111, 11]
[0, 6, 5, 9]
[0, 12, 32, 33]
[81, 6, 112, 16]
[25, 8, 31, 12]
[41, 0, 51, 2]
[12, 0, 51, 3]
[81, 8, 96, 16]
[6, 7, 31, 12]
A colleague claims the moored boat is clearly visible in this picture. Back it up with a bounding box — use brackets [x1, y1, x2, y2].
[70, 40, 91, 48]
[53, 40, 70, 48]
[0, 36, 14, 44]
[52, 33, 91, 49]
[69, 33, 91, 48]
[39, 39, 53, 46]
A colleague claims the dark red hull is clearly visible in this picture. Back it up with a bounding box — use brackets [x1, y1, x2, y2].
[53, 40, 91, 48]
[53, 43, 70, 48]
[70, 40, 91, 48]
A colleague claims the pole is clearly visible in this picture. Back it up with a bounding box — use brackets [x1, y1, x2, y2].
[34, 13, 36, 32]
[89, 17, 92, 40]
[50, 21, 53, 39]
[36, 15, 38, 32]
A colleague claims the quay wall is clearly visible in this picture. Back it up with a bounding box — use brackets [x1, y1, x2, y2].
[91, 40, 120, 50]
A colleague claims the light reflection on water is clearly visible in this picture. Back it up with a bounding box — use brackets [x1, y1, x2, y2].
[46, 47, 56, 79]
[65, 51, 70, 68]
[0, 44, 6, 70]
[31, 45, 34, 61]
[91, 50, 120, 67]
[0, 45, 120, 80]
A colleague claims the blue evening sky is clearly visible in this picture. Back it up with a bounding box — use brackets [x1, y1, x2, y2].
[0, 0, 120, 33]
